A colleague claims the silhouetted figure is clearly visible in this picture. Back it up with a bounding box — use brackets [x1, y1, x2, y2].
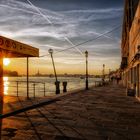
[111, 76, 113, 82]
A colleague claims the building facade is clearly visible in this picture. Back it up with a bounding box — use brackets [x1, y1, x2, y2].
[121, 0, 140, 97]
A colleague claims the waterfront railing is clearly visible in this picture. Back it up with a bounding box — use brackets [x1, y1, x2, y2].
[4, 79, 107, 98]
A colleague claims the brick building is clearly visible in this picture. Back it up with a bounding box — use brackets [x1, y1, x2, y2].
[121, 0, 140, 97]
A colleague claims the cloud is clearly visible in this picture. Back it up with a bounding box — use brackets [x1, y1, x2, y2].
[0, 0, 123, 72]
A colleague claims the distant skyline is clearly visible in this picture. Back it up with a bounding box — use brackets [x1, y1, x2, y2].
[0, 0, 124, 75]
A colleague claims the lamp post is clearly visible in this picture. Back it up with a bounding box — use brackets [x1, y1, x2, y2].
[48, 49, 60, 94]
[103, 64, 105, 77]
[85, 50, 89, 90]
[102, 64, 105, 85]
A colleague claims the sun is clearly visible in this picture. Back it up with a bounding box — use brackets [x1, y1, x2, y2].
[3, 58, 10, 66]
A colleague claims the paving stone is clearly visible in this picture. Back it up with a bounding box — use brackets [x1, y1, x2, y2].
[1, 84, 140, 139]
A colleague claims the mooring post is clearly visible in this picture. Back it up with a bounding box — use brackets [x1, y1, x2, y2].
[0, 58, 4, 140]
[16, 81, 19, 97]
[62, 81, 67, 93]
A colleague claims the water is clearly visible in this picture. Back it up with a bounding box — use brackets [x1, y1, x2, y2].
[4, 76, 101, 97]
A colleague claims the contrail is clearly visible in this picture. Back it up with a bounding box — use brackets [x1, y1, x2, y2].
[1, 0, 119, 43]
[26, 0, 84, 56]
[2, 0, 119, 56]
[91, 31, 119, 42]
[0, 4, 40, 16]
[26, 0, 52, 24]
[52, 25, 121, 54]
[26, 0, 119, 55]
[64, 37, 84, 56]
[39, 25, 121, 57]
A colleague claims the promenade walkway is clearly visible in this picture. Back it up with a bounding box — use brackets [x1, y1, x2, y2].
[1, 84, 140, 140]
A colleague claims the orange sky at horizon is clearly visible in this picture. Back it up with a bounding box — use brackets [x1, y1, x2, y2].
[3, 58, 119, 75]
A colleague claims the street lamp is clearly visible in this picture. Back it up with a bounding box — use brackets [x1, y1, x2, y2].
[85, 50, 89, 90]
[102, 64, 105, 85]
[48, 49, 60, 94]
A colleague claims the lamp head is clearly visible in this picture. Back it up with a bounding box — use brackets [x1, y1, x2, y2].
[48, 48, 53, 54]
[85, 50, 88, 57]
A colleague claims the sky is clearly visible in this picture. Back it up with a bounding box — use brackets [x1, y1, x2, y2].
[0, 0, 124, 75]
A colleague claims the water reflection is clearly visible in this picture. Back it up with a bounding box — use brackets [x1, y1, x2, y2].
[3, 77, 9, 95]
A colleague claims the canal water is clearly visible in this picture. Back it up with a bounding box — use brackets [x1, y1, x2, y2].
[3, 77, 101, 97]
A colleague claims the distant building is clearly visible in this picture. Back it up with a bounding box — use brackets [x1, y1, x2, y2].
[4, 70, 18, 76]
[121, 0, 140, 97]
[35, 69, 42, 76]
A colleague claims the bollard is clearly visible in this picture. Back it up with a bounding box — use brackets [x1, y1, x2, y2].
[62, 81, 67, 93]
[55, 81, 60, 94]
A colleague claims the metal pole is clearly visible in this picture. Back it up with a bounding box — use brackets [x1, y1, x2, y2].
[0, 58, 4, 140]
[85, 51, 89, 90]
[102, 64, 105, 85]
[50, 53, 58, 82]
[27, 57, 29, 99]
[103, 64, 105, 77]
[48, 49, 60, 94]
[17, 81, 19, 97]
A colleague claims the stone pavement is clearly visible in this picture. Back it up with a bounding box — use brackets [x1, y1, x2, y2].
[1, 84, 140, 140]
